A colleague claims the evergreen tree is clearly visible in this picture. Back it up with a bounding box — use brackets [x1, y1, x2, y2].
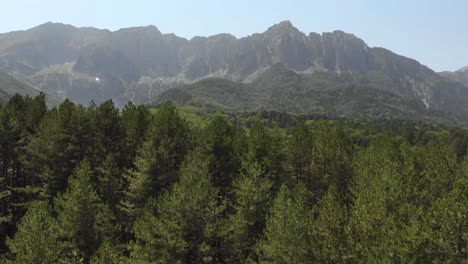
[119, 140, 156, 221]
[310, 124, 353, 204]
[90, 239, 127, 264]
[0, 94, 466, 262]
[415, 143, 458, 207]
[95, 154, 124, 211]
[93, 100, 126, 167]
[28, 100, 96, 198]
[0, 94, 47, 251]
[347, 138, 430, 262]
[120, 102, 190, 221]
[54, 160, 112, 261]
[428, 157, 467, 262]
[200, 116, 243, 198]
[309, 185, 350, 263]
[256, 184, 313, 263]
[226, 161, 273, 262]
[6, 201, 63, 263]
[288, 119, 313, 184]
[121, 102, 151, 167]
[247, 121, 287, 193]
[131, 153, 223, 263]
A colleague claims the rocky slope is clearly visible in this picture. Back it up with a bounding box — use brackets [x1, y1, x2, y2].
[0, 21, 466, 117]
[439, 66, 468, 88]
[0, 72, 61, 106]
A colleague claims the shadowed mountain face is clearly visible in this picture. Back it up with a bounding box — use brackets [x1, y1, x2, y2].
[0, 21, 467, 119]
[0, 72, 61, 106]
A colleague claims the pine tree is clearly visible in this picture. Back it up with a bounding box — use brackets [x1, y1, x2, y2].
[347, 138, 430, 262]
[309, 185, 350, 263]
[256, 184, 312, 263]
[288, 119, 313, 184]
[0, 94, 47, 251]
[200, 116, 242, 198]
[247, 121, 286, 193]
[310, 124, 353, 204]
[226, 161, 273, 262]
[131, 153, 223, 263]
[90, 238, 127, 264]
[120, 102, 190, 221]
[54, 160, 112, 261]
[6, 201, 63, 263]
[119, 140, 156, 222]
[415, 143, 458, 207]
[0, 96, 24, 251]
[121, 102, 151, 167]
[28, 100, 96, 198]
[93, 100, 126, 167]
[95, 154, 124, 211]
[427, 156, 467, 262]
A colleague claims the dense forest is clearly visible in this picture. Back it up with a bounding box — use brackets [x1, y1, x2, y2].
[0, 93, 467, 263]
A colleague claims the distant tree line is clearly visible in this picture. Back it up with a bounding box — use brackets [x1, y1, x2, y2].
[0, 94, 466, 263]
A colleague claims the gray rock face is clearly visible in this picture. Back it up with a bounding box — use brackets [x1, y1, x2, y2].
[0, 72, 61, 106]
[440, 66, 468, 88]
[0, 21, 466, 116]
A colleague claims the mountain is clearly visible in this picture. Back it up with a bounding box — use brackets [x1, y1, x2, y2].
[0, 72, 61, 106]
[149, 63, 468, 126]
[439, 66, 468, 88]
[0, 21, 467, 120]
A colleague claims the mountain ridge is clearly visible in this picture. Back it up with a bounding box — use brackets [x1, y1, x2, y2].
[0, 71, 62, 106]
[439, 65, 468, 88]
[0, 21, 466, 123]
[149, 63, 468, 126]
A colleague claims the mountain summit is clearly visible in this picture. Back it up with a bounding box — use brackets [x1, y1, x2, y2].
[0, 21, 467, 122]
[439, 65, 468, 89]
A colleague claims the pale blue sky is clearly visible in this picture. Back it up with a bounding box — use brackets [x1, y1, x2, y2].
[1, 0, 467, 71]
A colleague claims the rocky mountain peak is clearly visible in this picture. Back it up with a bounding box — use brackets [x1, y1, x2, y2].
[264, 20, 302, 36]
[31, 22, 77, 33]
[457, 66, 468, 73]
[0, 21, 466, 117]
[115, 25, 161, 35]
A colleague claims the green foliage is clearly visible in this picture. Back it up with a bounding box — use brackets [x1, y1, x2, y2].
[93, 100, 126, 166]
[131, 153, 223, 263]
[226, 161, 273, 262]
[247, 121, 287, 192]
[427, 157, 467, 262]
[30, 100, 96, 197]
[347, 138, 432, 262]
[6, 201, 63, 263]
[90, 239, 127, 264]
[200, 116, 243, 197]
[54, 160, 112, 260]
[288, 119, 314, 185]
[309, 185, 351, 262]
[1, 94, 467, 262]
[257, 184, 313, 263]
[119, 140, 155, 219]
[121, 102, 151, 165]
[310, 124, 354, 204]
[120, 102, 190, 224]
[150, 67, 468, 127]
[96, 154, 124, 210]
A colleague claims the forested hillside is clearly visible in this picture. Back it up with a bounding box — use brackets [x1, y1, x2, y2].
[0, 94, 467, 263]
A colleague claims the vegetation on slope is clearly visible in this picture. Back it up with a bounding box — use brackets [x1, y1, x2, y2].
[0, 94, 467, 263]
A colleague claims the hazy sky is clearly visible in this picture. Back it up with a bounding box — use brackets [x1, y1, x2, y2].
[1, 0, 467, 71]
